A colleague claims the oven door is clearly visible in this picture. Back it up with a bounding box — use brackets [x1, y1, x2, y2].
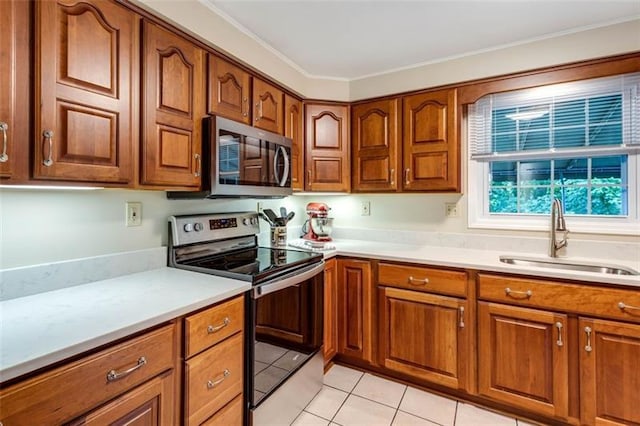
[246, 261, 324, 424]
[212, 116, 292, 198]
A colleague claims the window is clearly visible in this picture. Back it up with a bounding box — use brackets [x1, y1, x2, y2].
[468, 73, 639, 235]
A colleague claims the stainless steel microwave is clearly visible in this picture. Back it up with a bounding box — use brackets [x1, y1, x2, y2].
[168, 116, 292, 199]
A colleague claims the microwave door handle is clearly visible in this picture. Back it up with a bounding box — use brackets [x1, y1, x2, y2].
[253, 261, 325, 299]
[272, 146, 290, 187]
[273, 145, 282, 184]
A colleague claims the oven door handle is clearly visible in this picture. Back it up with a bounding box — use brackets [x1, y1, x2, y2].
[253, 261, 325, 299]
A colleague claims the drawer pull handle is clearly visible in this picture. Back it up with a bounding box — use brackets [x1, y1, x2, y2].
[207, 317, 230, 334]
[584, 326, 593, 353]
[107, 356, 147, 382]
[42, 130, 54, 166]
[0, 122, 8, 162]
[555, 322, 564, 347]
[505, 287, 532, 299]
[194, 153, 201, 177]
[618, 302, 640, 312]
[459, 306, 465, 328]
[408, 276, 429, 286]
[207, 369, 230, 389]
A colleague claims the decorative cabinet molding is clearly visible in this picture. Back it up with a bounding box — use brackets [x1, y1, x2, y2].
[34, 0, 137, 184]
[141, 20, 204, 188]
[337, 258, 373, 362]
[324, 258, 338, 364]
[351, 99, 400, 192]
[305, 103, 350, 192]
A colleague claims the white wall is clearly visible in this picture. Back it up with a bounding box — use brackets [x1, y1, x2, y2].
[1, 5, 638, 269]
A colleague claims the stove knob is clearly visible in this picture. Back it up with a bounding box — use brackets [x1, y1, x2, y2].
[183, 223, 193, 232]
[251, 217, 258, 225]
[243, 218, 250, 226]
[194, 222, 204, 232]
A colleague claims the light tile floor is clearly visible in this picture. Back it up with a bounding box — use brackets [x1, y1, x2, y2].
[291, 364, 540, 426]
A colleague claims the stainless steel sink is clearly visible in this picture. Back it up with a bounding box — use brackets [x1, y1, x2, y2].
[499, 255, 640, 276]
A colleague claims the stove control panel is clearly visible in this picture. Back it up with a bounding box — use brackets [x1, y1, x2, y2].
[170, 212, 260, 246]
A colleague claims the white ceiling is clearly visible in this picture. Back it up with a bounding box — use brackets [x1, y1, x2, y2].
[204, 0, 639, 80]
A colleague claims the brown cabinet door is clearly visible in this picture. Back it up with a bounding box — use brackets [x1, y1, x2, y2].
[35, 0, 137, 184]
[141, 20, 204, 188]
[0, 0, 29, 182]
[207, 55, 251, 124]
[352, 99, 400, 192]
[337, 259, 373, 363]
[285, 94, 304, 191]
[580, 317, 640, 426]
[69, 370, 175, 425]
[402, 89, 459, 192]
[478, 302, 569, 419]
[324, 258, 338, 364]
[379, 287, 469, 390]
[305, 103, 350, 192]
[252, 78, 283, 134]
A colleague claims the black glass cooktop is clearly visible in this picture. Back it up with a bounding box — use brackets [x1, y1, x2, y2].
[183, 247, 322, 283]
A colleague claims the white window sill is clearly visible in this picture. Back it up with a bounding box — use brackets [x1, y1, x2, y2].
[469, 215, 640, 236]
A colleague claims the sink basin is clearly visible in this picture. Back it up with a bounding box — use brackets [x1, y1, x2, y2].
[499, 255, 640, 276]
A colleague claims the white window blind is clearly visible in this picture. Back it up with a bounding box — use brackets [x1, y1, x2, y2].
[469, 72, 640, 161]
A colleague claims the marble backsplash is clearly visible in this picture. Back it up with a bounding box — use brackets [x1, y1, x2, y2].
[0, 247, 167, 301]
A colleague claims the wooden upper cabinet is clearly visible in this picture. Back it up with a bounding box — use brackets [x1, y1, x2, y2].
[141, 20, 204, 188]
[324, 258, 338, 365]
[478, 302, 569, 419]
[34, 0, 137, 184]
[252, 78, 283, 134]
[352, 99, 400, 192]
[580, 317, 640, 426]
[207, 55, 251, 124]
[0, 0, 29, 182]
[285, 94, 304, 191]
[305, 103, 350, 192]
[403, 89, 459, 192]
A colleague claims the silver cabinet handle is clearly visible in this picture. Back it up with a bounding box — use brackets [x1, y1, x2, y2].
[618, 302, 640, 312]
[408, 276, 429, 286]
[207, 369, 230, 389]
[194, 153, 201, 177]
[242, 97, 248, 117]
[0, 122, 8, 162]
[207, 317, 230, 334]
[555, 322, 564, 347]
[459, 306, 465, 328]
[42, 130, 54, 166]
[255, 101, 261, 122]
[307, 169, 312, 187]
[107, 356, 147, 382]
[405, 168, 410, 185]
[505, 287, 532, 299]
[390, 168, 395, 186]
[584, 326, 593, 352]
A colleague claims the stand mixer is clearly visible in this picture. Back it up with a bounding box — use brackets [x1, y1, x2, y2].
[302, 202, 334, 242]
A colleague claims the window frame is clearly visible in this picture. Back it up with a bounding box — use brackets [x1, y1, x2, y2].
[459, 55, 640, 236]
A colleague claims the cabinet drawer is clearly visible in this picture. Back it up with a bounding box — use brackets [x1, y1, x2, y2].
[185, 295, 244, 358]
[0, 324, 176, 425]
[201, 394, 243, 425]
[378, 263, 467, 297]
[478, 274, 640, 323]
[185, 332, 243, 426]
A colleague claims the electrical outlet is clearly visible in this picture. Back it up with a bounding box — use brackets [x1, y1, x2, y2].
[361, 201, 371, 216]
[126, 202, 142, 227]
[445, 202, 459, 218]
[256, 202, 264, 212]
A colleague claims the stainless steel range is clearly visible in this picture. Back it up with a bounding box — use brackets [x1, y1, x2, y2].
[168, 212, 324, 426]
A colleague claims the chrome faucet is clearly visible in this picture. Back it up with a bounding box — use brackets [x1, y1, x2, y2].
[549, 197, 569, 257]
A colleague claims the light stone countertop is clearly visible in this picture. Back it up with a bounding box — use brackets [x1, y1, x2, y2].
[0, 267, 250, 383]
[2, 238, 638, 384]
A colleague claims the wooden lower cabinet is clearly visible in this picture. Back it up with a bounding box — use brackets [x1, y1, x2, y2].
[477, 302, 569, 420]
[337, 258, 373, 363]
[378, 287, 470, 390]
[201, 394, 243, 425]
[69, 370, 175, 425]
[580, 317, 640, 426]
[324, 258, 338, 364]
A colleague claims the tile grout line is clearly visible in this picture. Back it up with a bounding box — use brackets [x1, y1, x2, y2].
[328, 371, 366, 425]
[389, 385, 410, 426]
